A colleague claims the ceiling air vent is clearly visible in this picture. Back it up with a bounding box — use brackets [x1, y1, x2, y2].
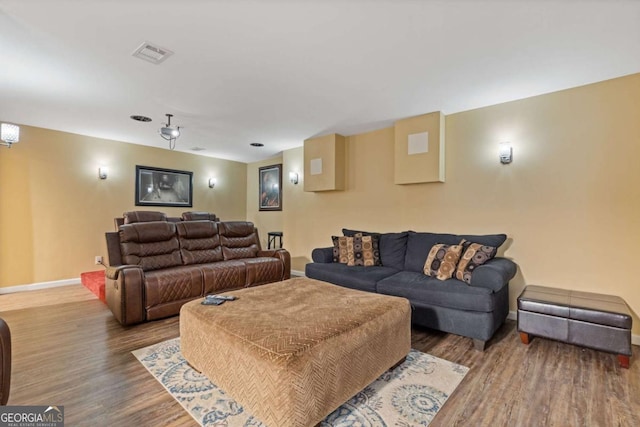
[191, 147, 206, 152]
[132, 42, 174, 64]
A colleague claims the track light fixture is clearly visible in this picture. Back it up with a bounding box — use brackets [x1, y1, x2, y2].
[159, 113, 181, 150]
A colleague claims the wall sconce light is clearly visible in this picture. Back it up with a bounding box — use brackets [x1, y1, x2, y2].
[499, 142, 513, 164]
[1, 123, 20, 148]
[289, 171, 299, 185]
[208, 178, 216, 189]
[98, 166, 108, 180]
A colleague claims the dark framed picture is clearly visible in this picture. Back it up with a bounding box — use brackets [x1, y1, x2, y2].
[135, 165, 193, 207]
[259, 164, 282, 211]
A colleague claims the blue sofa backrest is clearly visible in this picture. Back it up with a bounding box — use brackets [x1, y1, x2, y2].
[342, 228, 506, 272]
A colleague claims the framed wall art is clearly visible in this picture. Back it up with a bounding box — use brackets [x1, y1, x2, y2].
[135, 165, 193, 207]
[259, 164, 282, 211]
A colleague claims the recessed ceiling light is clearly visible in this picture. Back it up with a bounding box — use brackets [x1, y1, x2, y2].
[130, 115, 152, 122]
[250, 143, 264, 147]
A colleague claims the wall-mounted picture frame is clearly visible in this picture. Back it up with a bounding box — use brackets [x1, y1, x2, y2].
[259, 164, 282, 211]
[135, 165, 193, 207]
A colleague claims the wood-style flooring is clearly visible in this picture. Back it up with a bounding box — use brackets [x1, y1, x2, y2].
[1, 285, 638, 426]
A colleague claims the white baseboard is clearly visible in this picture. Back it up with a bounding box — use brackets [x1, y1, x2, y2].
[0, 278, 80, 294]
[291, 270, 306, 277]
[508, 310, 640, 346]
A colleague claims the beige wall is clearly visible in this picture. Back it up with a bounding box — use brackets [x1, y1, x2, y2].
[0, 125, 247, 288]
[282, 73, 640, 334]
[3, 73, 639, 335]
[246, 156, 284, 249]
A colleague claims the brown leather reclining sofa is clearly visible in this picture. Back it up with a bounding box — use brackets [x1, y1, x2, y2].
[105, 213, 290, 325]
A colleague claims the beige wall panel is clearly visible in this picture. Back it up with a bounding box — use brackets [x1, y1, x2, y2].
[0, 125, 247, 288]
[246, 156, 284, 249]
[303, 134, 346, 191]
[394, 111, 445, 184]
[283, 73, 640, 334]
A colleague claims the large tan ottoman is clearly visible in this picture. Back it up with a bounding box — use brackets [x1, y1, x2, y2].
[180, 277, 411, 427]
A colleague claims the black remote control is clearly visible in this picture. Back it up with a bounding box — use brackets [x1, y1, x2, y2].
[201, 298, 225, 306]
[206, 294, 237, 301]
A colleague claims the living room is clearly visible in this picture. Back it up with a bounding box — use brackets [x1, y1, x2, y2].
[1, 1, 639, 426]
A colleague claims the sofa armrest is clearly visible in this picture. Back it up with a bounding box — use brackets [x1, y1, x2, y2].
[311, 247, 334, 263]
[469, 257, 517, 292]
[105, 265, 145, 325]
[105, 265, 142, 280]
[0, 317, 11, 406]
[258, 249, 291, 280]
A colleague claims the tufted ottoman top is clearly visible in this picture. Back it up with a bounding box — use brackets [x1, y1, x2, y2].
[180, 277, 411, 426]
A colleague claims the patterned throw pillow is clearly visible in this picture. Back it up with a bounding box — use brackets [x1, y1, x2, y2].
[332, 234, 381, 267]
[332, 236, 354, 265]
[455, 242, 498, 284]
[353, 233, 382, 266]
[423, 243, 465, 280]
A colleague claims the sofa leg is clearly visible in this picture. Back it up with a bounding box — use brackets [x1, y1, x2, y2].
[519, 332, 531, 344]
[473, 339, 486, 351]
[618, 355, 630, 369]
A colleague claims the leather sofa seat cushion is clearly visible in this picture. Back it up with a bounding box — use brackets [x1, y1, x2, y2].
[123, 211, 168, 224]
[120, 222, 182, 271]
[305, 262, 398, 293]
[200, 261, 247, 294]
[376, 271, 496, 312]
[219, 221, 259, 260]
[242, 257, 284, 287]
[144, 265, 204, 308]
[404, 231, 507, 273]
[176, 221, 223, 264]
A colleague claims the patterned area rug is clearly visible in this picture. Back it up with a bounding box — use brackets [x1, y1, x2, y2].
[133, 338, 468, 426]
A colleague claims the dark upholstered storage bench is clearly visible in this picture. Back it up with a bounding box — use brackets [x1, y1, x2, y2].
[517, 285, 632, 368]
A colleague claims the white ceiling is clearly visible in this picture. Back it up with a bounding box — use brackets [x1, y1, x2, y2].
[1, 0, 639, 163]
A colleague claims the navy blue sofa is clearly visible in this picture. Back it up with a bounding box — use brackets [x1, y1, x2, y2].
[305, 229, 517, 350]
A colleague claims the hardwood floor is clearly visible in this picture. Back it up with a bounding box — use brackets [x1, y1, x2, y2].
[1, 285, 638, 426]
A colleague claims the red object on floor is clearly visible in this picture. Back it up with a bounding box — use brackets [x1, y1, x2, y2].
[81, 270, 106, 303]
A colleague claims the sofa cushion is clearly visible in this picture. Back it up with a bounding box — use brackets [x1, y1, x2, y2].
[343, 229, 407, 270]
[241, 257, 285, 286]
[123, 211, 167, 224]
[176, 221, 223, 264]
[424, 243, 465, 280]
[404, 231, 506, 273]
[305, 262, 398, 293]
[199, 261, 247, 294]
[119, 222, 182, 271]
[144, 265, 204, 308]
[182, 211, 218, 221]
[376, 271, 497, 312]
[456, 243, 498, 284]
[219, 221, 260, 260]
